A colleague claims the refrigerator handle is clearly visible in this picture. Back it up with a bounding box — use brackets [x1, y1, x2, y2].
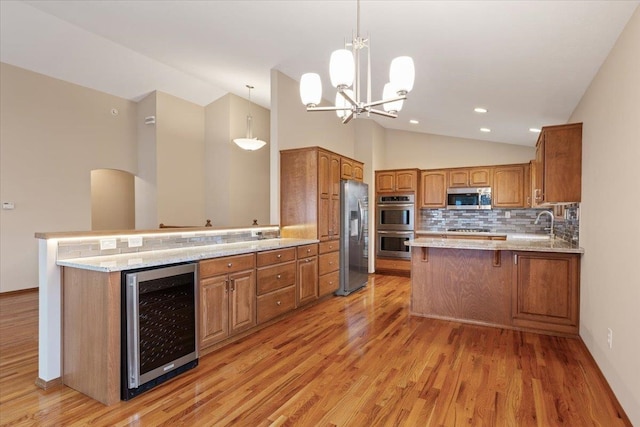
[357, 198, 364, 243]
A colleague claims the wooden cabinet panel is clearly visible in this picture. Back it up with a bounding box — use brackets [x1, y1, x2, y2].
[533, 123, 582, 205]
[395, 170, 418, 192]
[228, 270, 256, 335]
[256, 261, 296, 295]
[493, 165, 525, 208]
[420, 170, 447, 208]
[297, 243, 318, 259]
[353, 162, 364, 181]
[319, 240, 339, 254]
[319, 251, 339, 276]
[319, 270, 340, 296]
[376, 169, 417, 193]
[297, 256, 318, 306]
[449, 169, 469, 187]
[200, 254, 255, 278]
[257, 286, 296, 324]
[200, 275, 229, 348]
[376, 257, 411, 273]
[318, 150, 331, 198]
[470, 168, 492, 186]
[512, 252, 580, 334]
[341, 158, 353, 179]
[256, 248, 296, 267]
[376, 172, 396, 193]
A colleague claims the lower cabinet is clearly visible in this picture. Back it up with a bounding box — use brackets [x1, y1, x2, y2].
[512, 251, 580, 335]
[199, 254, 256, 350]
[376, 257, 411, 275]
[256, 247, 296, 324]
[297, 244, 319, 306]
[318, 240, 340, 296]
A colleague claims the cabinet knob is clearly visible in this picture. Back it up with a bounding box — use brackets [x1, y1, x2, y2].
[276, 301, 281, 306]
[307, 248, 311, 253]
[305, 259, 310, 263]
[277, 254, 282, 258]
[227, 263, 232, 268]
[276, 274, 281, 279]
[329, 261, 333, 265]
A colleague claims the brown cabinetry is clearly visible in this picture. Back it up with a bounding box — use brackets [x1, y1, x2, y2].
[448, 167, 492, 187]
[256, 248, 296, 324]
[341, 158, 364, 181]
[199, 254, 256, 349]
[533, 123, 582, 206]
[512, 252, 580, 335]
[493, 164, 526, 208]
[375, 169, 418, 193]
[318, 240, 340, 296]
[296, 244, 319, 306]
[420, 170, 447, 208]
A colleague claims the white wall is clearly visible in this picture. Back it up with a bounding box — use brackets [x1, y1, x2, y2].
[0, 63, 137, 292]
[90, 169, 135, 230]
[569, 7, 640, 424]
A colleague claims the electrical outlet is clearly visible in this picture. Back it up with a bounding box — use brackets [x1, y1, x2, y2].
[99, 238, 117, 250]
[128, 236, 143, 248]
[607, 328, 613, 349]
[504, 211, 511, 219]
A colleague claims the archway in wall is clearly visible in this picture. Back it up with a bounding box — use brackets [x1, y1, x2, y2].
[91, 169, 135, 230]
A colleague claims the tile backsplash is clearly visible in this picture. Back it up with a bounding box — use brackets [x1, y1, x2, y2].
[57, 227, 280, 260]
[419, 205, 580, 244]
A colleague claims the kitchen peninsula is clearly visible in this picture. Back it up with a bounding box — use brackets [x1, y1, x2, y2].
[407, 236, 584, 336]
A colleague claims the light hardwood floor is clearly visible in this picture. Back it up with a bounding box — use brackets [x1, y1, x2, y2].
[0, 274, 629, 426]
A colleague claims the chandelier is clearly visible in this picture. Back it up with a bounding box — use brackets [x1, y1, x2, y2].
[299, 0, 415, 124]
[233, 85, 267, 151]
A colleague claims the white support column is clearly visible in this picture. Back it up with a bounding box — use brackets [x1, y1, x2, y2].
[38, 238, 61, 383]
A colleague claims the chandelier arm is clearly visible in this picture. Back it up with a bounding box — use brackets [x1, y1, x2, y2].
[307, 106, 353, 112]
[362, 95, 407, 109]
[369, 109, 398, 118]
[342, 112, 355, 124]
[338, 89, 358, 107]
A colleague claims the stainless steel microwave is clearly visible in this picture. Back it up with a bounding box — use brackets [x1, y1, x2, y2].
[447, 187, 492, 210]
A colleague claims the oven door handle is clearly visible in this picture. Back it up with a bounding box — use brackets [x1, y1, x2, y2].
[378, 203, 414, 208]
[377, 230, 415, 235]
[127, 274, 141, 389]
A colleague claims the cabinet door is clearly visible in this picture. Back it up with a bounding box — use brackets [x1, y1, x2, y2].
[341, 158, 354, 179]
[376, 171, 396, 193]
[297, 256, 319, 306]
[533, 136, 545, 205]
[229, 270, 256, 335]
[395, 170, 417, 192]
[353, 162, 364, 181]
[420, 170, 447, 208]
[329, 155, 341, 239]
[200, 275, 229, 348]
[512, 252, 579, 334]
[542, 124, 582, 203]
[469, 168, 492, 186]
[493, 165, 525, 208]
[449, 169, 469, 187]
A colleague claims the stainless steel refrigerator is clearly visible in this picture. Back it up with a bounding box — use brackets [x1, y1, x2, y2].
[336, 179, 369, 296]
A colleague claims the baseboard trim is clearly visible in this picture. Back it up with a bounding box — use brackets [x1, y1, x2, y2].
[577, 337, 632, 426]
[35, 377, 63, 390]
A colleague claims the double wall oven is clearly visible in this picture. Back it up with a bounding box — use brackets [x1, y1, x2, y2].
[376, 194, 415, 259]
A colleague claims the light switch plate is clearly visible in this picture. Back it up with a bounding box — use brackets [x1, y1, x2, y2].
[100, 238, 117, 250]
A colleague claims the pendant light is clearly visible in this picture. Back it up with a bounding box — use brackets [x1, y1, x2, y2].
[233, 85, 267, 151]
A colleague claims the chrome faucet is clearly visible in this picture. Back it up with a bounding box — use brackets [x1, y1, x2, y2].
[535, 210, 555, 238]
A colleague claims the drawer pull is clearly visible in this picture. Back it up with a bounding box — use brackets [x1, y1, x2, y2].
[276, 274, 281, 279]
[277, 254, 282, 258]
[329, 261, 333, 265]
[227, 263, 232, 268]
[307, 248, 311, 253]
[305, 259, 310, 263]
[276, 301, 281, 306]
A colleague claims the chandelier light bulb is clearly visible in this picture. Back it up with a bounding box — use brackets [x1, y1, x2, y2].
[389, 56, 415, 94]
[382, 83, 404, 113]
[300, 73, 322, 107]
[329, 49, 355, 89]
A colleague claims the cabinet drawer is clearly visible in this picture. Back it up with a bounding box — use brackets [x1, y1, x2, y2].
[319, 251, 340, 275]
[319, 270, 339, 296]
[199, 254, 255, 278]
[319, 240, 339, 254]
[376, 258, 411, 272]
[256, 262, 296, 295]
[297, 244, 318, 259]
[256, 247, 296, 267]
[257, 285, 296, 324]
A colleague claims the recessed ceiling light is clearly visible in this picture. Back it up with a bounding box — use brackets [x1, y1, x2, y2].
[474, 107, 488, 113]
[409, 119, 419, 124]
[480, 128, 491, 132]
[529, 128, 541, 133]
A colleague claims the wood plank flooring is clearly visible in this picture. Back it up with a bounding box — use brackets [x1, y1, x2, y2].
[0, 274, 629, 426]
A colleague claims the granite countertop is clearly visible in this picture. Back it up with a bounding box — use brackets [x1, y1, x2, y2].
[416, 230, 507, 238]
[407, 236, 584, 254]
[57, 238, 319, 272]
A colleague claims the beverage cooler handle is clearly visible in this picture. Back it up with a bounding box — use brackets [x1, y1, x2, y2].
[127, 275, 141, 389]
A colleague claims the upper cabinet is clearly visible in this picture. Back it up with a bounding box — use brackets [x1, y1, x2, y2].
[493, 165, 526, 208]
[375, 169, 419, 193]
[420, 170, 447, 208]
[341, 158, 364, 182]
[533, 123, 582, 206]
[448, 167, 492, 187]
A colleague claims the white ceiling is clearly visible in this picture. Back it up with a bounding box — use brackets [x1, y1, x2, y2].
[1, 1, 638, 146]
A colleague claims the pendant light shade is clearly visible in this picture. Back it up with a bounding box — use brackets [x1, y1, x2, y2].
[329, 49, 355, 89]
[233, 85, 267, 151]
[382, 83, 404, 113]
[389, 56, 415, 94]
[300, 73, 322, 107]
